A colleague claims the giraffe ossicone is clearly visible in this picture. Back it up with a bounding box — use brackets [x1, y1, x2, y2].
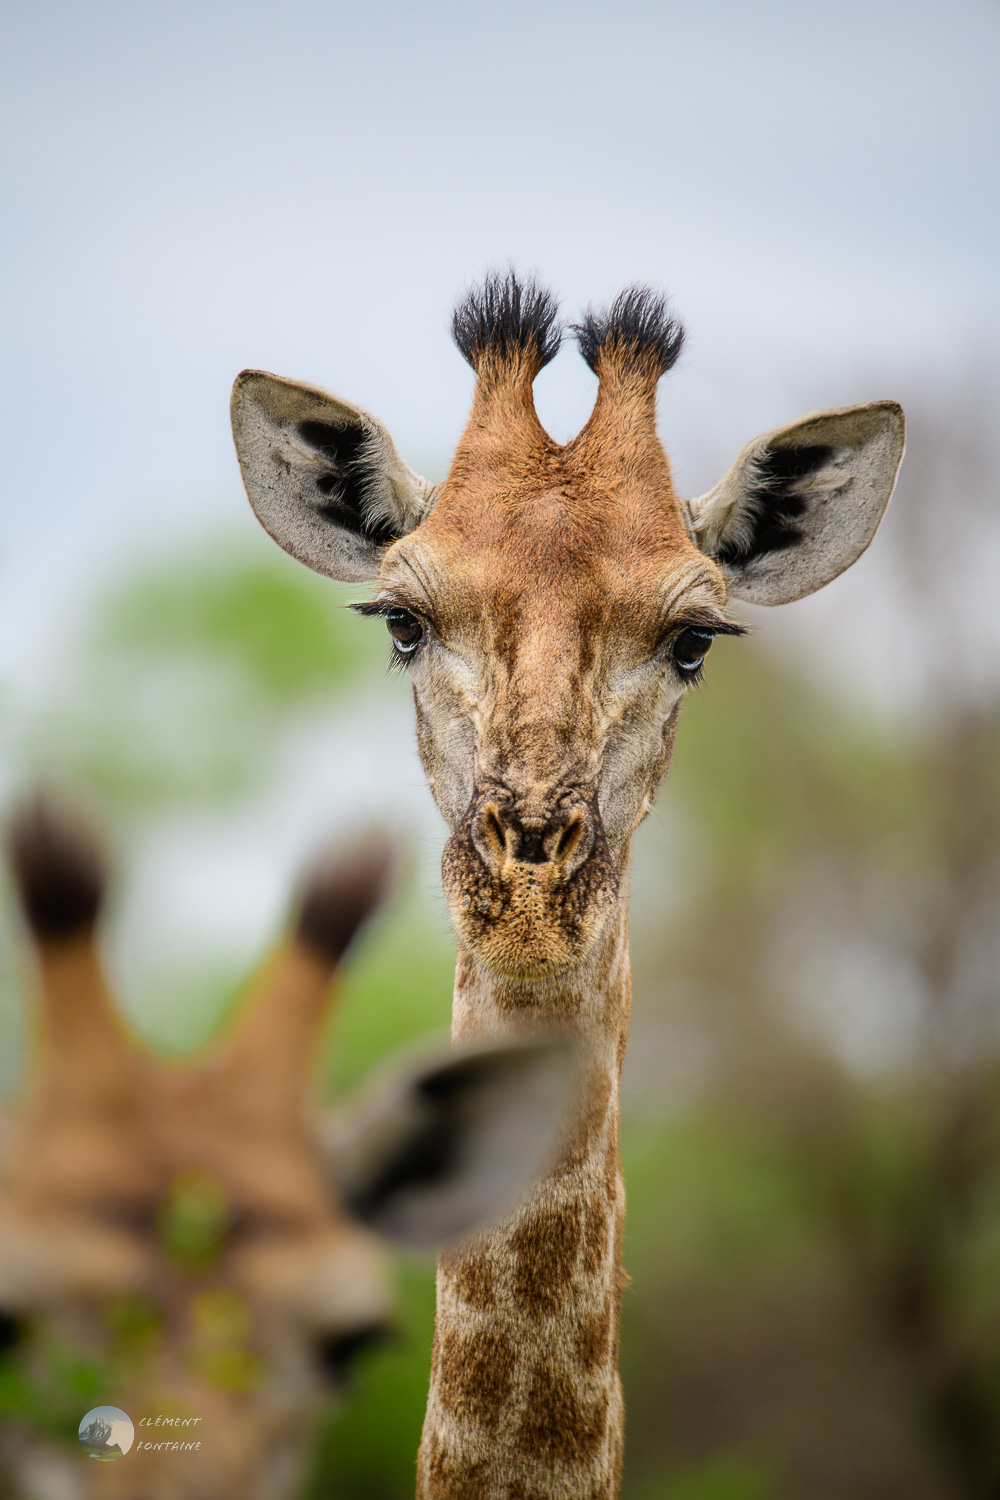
[231, 271, 905, 1498]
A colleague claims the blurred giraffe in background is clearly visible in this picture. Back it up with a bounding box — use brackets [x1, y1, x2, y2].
[0, 796, 574, 1500]
[231, 270, 905, 1498]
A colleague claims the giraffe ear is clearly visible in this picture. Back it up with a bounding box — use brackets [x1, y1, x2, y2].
[321, 1038, 578, 1249]
[231, 371, 435, 583]
[685, 401, 905, 605]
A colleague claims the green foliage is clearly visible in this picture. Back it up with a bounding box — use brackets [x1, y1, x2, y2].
[639, 1455, 777, 1500]
[0, 1337, 113, 1446]
[105, 1294, 164, 1359]
[303, 1265, 436, 1500]
[622, 1112, 821, 1291]
[663, 637, 922, 890]
[94, 546, 379, 703]
[16, 534, 393, 812]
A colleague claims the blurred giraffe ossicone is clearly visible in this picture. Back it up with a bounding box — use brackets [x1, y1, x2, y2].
[0, 793, 578, 1500]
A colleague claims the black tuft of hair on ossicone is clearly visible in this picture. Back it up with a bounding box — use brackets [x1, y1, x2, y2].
[572, 285, 685, 379]
[295, 833, 397, 964]
[5, 793, 107, 939]
[451, 270, 562, 374]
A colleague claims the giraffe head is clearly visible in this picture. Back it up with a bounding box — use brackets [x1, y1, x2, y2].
[232, 273, 904, 981]
[0, 797, 575, 1499]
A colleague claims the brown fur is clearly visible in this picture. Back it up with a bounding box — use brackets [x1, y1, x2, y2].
[441, 1247, 495, 1311]
[555, 1065, 613, 1176]
[490, 969, 585, 1022]
[436, 1328, 517, 1432]
[422, 905, 629, 1498]
[419, 1430, 491, 1500]
[576, 1296, 614, 1374]
[510, 1202, 583, 1317]
[604, 1131, 622, 1203]
[516, 1359, 609, 1465]
[583, 1193, 611, 1279]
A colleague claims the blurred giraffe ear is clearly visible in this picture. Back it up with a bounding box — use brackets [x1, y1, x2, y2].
[685, 401, 905, 605]
[231, 371, 435, 583]
[321, 1038, 579, 1249]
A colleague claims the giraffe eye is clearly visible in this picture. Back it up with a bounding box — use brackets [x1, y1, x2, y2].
[385, 609, 423, 656]
[671, 627, 715, 676]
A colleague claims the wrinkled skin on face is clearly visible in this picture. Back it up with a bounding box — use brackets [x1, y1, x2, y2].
[378, 420, 730, 980]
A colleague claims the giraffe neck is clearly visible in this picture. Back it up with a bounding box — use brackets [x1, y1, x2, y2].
[417, 895, 631, 1500]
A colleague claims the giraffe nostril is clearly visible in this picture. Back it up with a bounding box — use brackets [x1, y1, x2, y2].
[551, 812, 585, 867]
[480, 805, 508, 864]
[472, 798, 596, 876]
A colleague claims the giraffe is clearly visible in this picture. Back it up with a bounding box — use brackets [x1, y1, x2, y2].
[230, 271, 905, 1498]
[0, 794, 574, 1500]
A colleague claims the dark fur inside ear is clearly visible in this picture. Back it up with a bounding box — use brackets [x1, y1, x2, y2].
[295, 834, 396, 963]
[6, 795, 106, 939]
[332, 1038, 577, 1247]
[296, 421, 400, 548]
[343, 1054, 495, 1223]
[717, 444, 834, 565]
[452, 269, 562, 374]
[572, 284, 685, 378]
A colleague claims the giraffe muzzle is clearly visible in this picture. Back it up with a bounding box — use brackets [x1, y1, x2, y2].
[471, 796, 597, 880]
[441, 788, 618, 980]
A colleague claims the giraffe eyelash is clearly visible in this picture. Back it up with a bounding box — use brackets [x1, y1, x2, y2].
[666, 618, 747, 684]
[351, 600, 428, 669]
